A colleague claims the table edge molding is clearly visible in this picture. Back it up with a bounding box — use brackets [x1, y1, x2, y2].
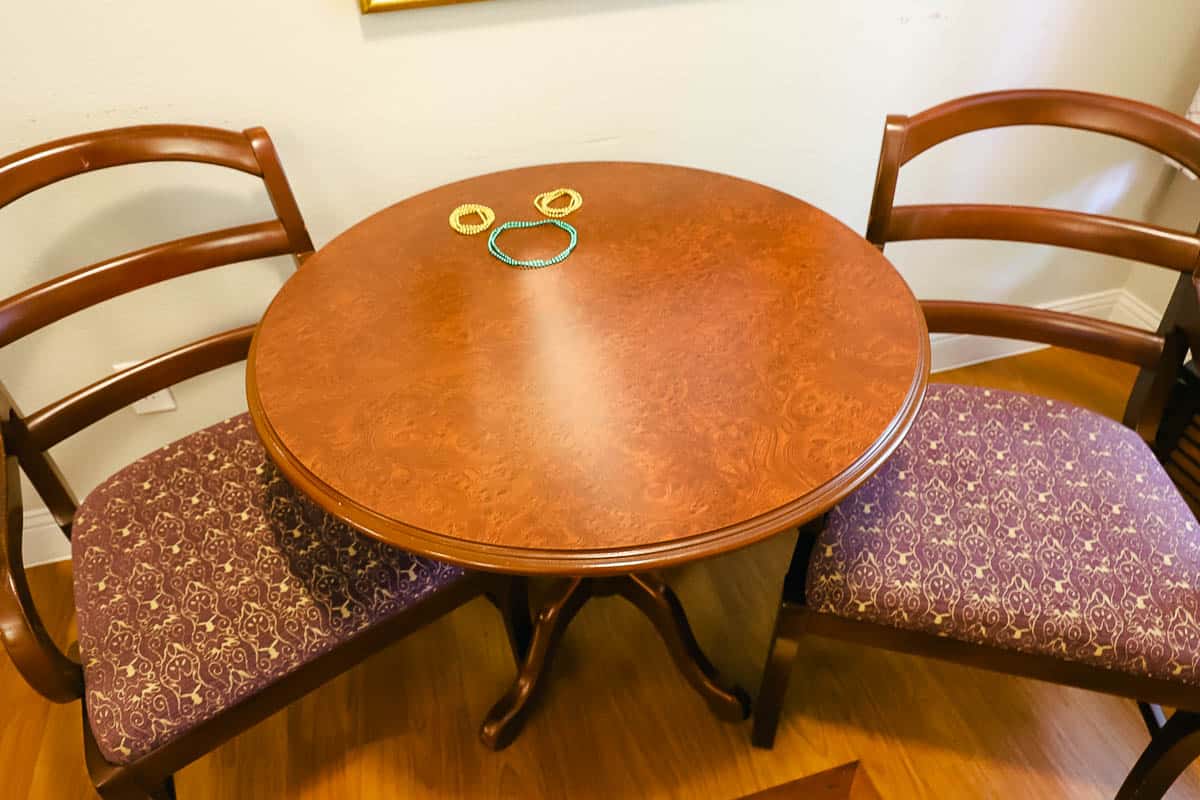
[246, 323, 931, 576]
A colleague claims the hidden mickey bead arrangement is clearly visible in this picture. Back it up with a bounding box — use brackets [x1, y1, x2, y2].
[449, 187, 583, 269]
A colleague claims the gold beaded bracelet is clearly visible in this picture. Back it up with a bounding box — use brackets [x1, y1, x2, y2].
[533, 188, 583, 219]
[449, 203, 496, 235]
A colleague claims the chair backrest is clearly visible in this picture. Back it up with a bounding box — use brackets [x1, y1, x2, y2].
[867, 89, 1200, 433]
[0, 124, 313, 701]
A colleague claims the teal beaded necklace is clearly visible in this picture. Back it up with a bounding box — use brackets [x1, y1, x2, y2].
[487, 219, 578, 269]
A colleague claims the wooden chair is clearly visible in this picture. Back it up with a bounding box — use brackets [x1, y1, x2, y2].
[0, 125, 531, 799]
[1155, 362, 1200, 518]
[751, 90, 1200, 800]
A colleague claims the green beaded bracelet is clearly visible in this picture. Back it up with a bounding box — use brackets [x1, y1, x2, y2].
[487, 219, 578, 269]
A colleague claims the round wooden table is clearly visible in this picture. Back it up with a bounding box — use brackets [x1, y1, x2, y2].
[247, 162, 929, 750]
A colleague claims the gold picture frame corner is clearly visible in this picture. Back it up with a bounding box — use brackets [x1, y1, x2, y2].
[361, 0, 490, 13]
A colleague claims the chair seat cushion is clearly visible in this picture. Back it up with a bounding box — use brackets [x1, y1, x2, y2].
[72, 413, 468, 765]
[807, 383, 1200, 686]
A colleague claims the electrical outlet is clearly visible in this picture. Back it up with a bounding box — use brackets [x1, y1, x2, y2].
[113, 362, 177, 415]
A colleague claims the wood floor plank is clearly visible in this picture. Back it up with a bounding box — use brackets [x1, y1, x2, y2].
[5, 347, 1200, 799]
[934, 346, 1139, 421]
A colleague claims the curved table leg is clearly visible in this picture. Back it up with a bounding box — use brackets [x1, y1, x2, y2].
[479, 577, 591, 751]
[479, 572, 750, 751]
[616, 573, 751, 721]
[483, 575, 534, 667]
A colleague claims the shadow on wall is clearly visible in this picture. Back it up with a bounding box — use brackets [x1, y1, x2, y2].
[1136, 26, 1200, 224]
[1120, 26, 1200, 314]
[358, 0, 720, 39]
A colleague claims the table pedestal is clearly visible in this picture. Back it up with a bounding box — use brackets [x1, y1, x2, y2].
[479, 572, 752, 750]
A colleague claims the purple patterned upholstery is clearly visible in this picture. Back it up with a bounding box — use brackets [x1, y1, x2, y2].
[807, 383, 1200, 686]
[72, 413, 467, 765]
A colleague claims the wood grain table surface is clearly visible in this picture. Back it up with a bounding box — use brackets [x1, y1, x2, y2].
[247, 161, 929, 575]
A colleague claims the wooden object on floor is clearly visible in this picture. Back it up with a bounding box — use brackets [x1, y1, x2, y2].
[753, 89, 1200, 800]
[737, 761, 881, 800]
[246, 161, 930, 748]
[10, 397, 1200, 800]
[248, 161, 929, 574]
[0, 353, 1167, 799]
[0, 126, 529, 800]
[479, 573, 750, 750]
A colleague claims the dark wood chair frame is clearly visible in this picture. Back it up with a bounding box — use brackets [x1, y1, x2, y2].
[0, 125, 533, 800]
[751, 90, 1200, 800]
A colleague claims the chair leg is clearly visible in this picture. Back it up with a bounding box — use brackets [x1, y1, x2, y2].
[1116, 710, 1200, 800]
[751, 605, 803, 749]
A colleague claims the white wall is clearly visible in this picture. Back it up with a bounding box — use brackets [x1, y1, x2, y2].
[1125, 170, 1200, 315]
[3, 0, 1200, 562]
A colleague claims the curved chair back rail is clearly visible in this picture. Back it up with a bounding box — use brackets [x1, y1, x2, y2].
[0, 125, 313, 261]
[754, 91, 1200, 800]
[868, 90, 1200, 269]
[0, 126, 261, 206]
[0, 222, 291, 351]
[0, 125, 315, 708]
[888, 204, 1200, 271]
[866, 88, 1200, 435]
[896, 90, 1200, 172]
[920, 300, 1167, 368]
[23, 326, 255, 451]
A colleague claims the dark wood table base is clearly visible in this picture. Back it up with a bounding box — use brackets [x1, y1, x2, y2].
[479, 572, 752, 750]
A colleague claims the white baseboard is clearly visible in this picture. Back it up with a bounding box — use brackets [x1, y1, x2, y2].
[17, 287, 1165, 567]
[22, 508, 70, 568]
[930, 335, 1046, 373]
[1109, 290, 1161, 332]
[930, 287, 1158, 373]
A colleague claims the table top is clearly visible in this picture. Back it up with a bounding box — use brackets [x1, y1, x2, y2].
[247, 162, 928, 575]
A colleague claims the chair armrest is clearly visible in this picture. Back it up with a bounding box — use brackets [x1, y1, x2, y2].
[0, 449, 83, 702]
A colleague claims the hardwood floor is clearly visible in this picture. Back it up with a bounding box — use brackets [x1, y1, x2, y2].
[934, 346, 1141, 422]
[5, 347, 1200, 799]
